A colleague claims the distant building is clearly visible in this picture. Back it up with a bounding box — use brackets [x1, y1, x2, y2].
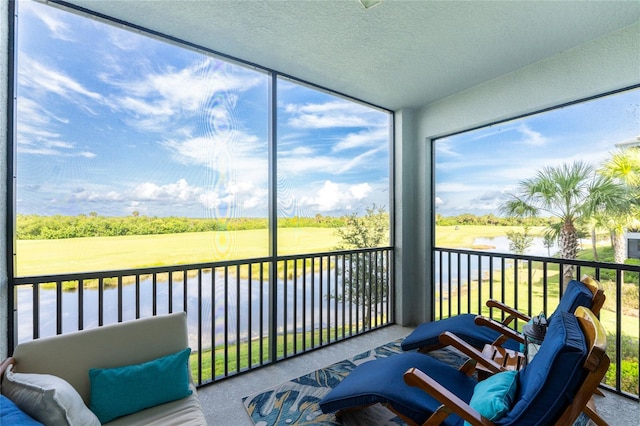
[628, 232, 640, 259]
[615, 135, 640, 149]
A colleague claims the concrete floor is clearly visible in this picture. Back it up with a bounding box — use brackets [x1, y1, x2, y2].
[197, 325, 639, 425]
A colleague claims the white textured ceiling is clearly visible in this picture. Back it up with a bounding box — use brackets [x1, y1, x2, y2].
[61, 0, 640, 111]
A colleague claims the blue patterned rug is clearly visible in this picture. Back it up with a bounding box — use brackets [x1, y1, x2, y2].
[242, 339, 592, 425]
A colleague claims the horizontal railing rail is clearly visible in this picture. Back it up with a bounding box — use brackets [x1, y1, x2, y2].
[10, 247, 394, 386]
[434, 247, 639, 400]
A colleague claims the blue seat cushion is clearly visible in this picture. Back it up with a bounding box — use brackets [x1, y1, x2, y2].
[498, 311, 587, 425]
[319, 352, 475, 426]
[402, 279, 593, 353]
[401, 314, 521, 352]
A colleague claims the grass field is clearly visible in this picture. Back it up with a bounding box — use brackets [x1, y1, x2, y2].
[16, 227, 342, 276]
[17, 224, 540, 276]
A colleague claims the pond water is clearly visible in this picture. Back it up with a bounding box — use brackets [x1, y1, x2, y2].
[471, 236, 558, 257]
[434, 236, 559, 283]
[16, 268, 352, 349]
[16, 237, 555, 347]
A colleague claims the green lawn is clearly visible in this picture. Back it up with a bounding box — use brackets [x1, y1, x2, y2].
[16, 227, 341, 276]
[13, 224, 567, 275]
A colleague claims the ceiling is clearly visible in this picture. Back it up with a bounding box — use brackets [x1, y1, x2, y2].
[62, 0, 640, 111]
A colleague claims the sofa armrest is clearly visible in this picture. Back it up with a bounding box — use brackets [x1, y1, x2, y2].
[0, 357, 15, 377]
[0, 357, 16, 393]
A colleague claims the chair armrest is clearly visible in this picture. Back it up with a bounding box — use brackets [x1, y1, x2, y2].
[485, 300, 531, 323]
[474, 316, 525, 344]
[438, 332, 502, 374]
[404, 367, 494, 426]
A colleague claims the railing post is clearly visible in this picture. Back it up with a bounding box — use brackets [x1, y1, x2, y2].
[267, 72, 278, 364]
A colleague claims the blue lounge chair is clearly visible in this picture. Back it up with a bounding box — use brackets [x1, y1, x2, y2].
[320, 306, 608, 425]
[401, 276, 604, 353]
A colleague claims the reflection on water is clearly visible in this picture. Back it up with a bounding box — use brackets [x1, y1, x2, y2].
[17, 268, 350, 350]
[435, 236, 559, 285]
[471, 236, 558, 257]
[17, 239, 553, 348]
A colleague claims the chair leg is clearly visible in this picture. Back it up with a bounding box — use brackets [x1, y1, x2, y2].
[584, 397, 608, 426]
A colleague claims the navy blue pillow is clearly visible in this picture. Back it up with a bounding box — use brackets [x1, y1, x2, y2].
[498, 311, 587, 425]
[0, 394, 43, 425]
[548, 279, 593, 323]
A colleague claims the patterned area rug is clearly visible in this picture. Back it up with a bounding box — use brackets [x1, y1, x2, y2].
[242, 339, 592, 426]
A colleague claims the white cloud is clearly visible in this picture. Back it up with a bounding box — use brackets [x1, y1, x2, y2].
[68, 188, 123, 202]
[163, 131, 266, 177]
[434, 138, 461, 157]
[67, 178, 236, 211]
[286, 100, 385, 129]
[278, 128, 387, 176]
[518, 124, 548, 146]
[22, 0, 74, 41]
[436, 182, 477, 193]
[242, 187, 268, 210]
[19, 56, 102, 101]
[105, 58, 264, 131]
[333, 127, 388, 152]
[349, 183, 372, 200]
[17, 97, 97, 158]
[299, 180, 372, 212]
[197, 190, 234, 209]
[134, 179, 203, 201]
[336, 147, 383, 174]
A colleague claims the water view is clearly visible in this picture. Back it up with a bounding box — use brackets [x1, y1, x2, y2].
[16, 238, 551, 347]
[16, 265, 385, 350]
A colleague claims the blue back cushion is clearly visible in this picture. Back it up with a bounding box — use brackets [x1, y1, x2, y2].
[549, 280, 593, 322]
[498, 311, 587, 425]
[0, 395, 43, 425]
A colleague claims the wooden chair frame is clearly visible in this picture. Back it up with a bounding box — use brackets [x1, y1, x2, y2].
[403, 306, 609, 426]
[417, 275, 604, 355]
[473, 275, 605, 349]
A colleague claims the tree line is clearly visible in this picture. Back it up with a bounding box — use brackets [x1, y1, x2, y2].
[435, 213, 557, 227]
[16, 213, 347, 240]
[18, 210, 557, 241]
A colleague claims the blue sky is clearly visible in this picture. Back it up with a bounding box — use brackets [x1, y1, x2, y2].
[435, 88, 640, 216]
[17, 2, 639, 221]
[17, 1, 391, 219]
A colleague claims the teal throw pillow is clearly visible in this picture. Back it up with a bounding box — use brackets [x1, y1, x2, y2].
[89, 347, 192, 423]
[465, 370, 518, 425]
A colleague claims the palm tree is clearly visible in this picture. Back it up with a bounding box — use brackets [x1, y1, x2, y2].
[597, 148, 640, 263]
[501, 161, 625, 284]
[583, 174, 634, 264]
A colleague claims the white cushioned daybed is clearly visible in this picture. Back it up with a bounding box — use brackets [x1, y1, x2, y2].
[0, 312, 207, 425]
